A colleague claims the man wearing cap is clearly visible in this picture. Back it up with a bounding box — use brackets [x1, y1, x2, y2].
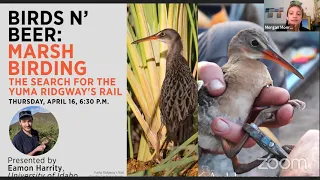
[12, 110, 45, 156]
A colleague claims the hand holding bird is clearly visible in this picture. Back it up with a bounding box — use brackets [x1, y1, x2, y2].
[198, 29, 305, 174]
[198, 61, 296, 154]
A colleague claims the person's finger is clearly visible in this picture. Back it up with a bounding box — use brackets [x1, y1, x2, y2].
[198, 61, 226, 96]
[260, 104, 294, 128]
[254, 86, 290, 106]
[211, 117, 256, 148]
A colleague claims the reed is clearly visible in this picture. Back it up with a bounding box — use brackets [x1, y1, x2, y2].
[127, 3, 198, 176]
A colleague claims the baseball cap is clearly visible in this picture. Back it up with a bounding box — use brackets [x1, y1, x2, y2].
[19, 110, 33, 120]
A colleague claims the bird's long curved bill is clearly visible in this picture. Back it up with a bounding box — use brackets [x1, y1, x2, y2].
[131, 34, 158, 44]
[263, 45, 304, 79]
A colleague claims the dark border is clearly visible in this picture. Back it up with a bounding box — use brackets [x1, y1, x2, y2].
[0, 0, 264, 3]
[0, 176, 317, 179]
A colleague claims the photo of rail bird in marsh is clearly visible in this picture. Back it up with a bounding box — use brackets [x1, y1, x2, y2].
[126, 4, 198, 176]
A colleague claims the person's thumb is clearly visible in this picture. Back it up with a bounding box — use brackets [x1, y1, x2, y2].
[199, 61, 226, 96]
[211, 117, 256, 148]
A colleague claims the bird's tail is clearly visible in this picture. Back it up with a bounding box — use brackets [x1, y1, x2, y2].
[164, 114, 195, 148]
[161, 115, 195, 159]
[178, 114, 195, 145]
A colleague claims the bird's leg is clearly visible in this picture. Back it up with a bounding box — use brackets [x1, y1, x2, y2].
[220, 108, 258, 158]
[162, 140, 170, 159]
[287, 99, 306, 111]
[220, 108, 277, 158]
[155, 124, 164, 163]
[157, 123, 164, 143]
[279, 145, 295, 166]
[254, 99, 306, 126]
[221, 99, 305, 158]
[222, 107, 275, 158]
[224, 99, 305, 173]
[282, 145, 295, 154]
[221, 133, 250, 158]
[231, 153, 272, 174]
[252, 106, 277, 126]
[231, 145, 295, 174]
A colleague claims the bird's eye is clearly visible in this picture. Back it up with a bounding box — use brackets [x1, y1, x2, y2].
[160, 32, 165, 37]
[251, 39, 259, 47]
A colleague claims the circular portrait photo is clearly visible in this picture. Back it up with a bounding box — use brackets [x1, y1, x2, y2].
[9, 106, 59, 156]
